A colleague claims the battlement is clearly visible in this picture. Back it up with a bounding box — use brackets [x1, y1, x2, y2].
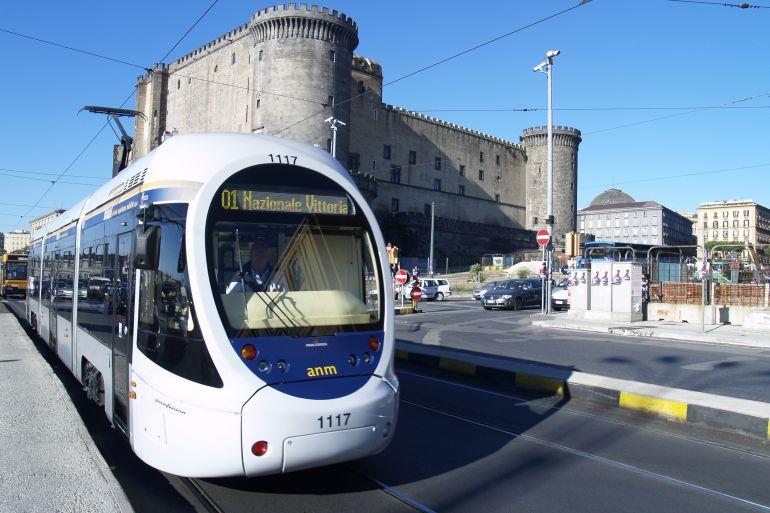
[383, 104, 524, 151]
[172, 22, 250, 68]
[352, 55, 382, 77]
[251, 3, 358, 32]
[521, 125, 582, 138]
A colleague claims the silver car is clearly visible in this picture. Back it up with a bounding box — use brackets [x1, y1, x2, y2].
[472, 280, 501, 300]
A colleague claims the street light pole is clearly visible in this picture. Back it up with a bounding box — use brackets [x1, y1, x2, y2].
[428, 201, 435, 276]
[534, 49, 560, 315]
[324, 116, 345, 158]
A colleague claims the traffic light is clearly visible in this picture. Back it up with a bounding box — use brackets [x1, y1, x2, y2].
[565, 232, 576, 257]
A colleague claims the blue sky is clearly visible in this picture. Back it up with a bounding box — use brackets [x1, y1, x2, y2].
[1, 0, 768, 232]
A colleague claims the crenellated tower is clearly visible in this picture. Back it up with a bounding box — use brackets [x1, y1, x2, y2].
[520, 126, 582, 241]
[249, 5, 359, 165]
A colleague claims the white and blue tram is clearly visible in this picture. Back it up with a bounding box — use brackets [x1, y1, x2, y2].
[26, 133, 398, 477]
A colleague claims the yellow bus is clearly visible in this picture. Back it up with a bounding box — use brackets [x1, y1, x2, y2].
[1, 252, 28, 298]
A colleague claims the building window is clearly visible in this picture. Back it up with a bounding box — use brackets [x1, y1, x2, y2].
[408, 150, 417, 165]
[459, 185, 465, 196]
[383, 145, 392, 159]
[328, 95, 334, 107]
[479, 169, 484, 181]
[744, 219, 750, 227]
[326, 139, 332, 153]
[329, 50, 335, 62]
[177, 79, 180, 89]
[722, 221, 728, 228]
[496, 155, 500, 166]
[703, 222, 707, 228]
[390, 165, 401, 184]
[391, 198, 399, 213]
[733, 211, 739, 217]
[459, 165, 465, 176]
[723, 211, 728, 217]
[495, 194, 500, 203]
[373, 109, 379, 121]
[712, 221, 718, 228]
[588, 220, 594, 229]
[651, 226, 658, 235]
[744, 210, 750, 216]
[744, 229, 750, 238]
[434, 179, 442, 191]
[231, 53, 236, 65]
[434, 157, 441, 170]
[733, 220, 739, 227]
[214, 64, 218, 73]
[349, 153, 360, 172]
[480, 152, 484, 163]
[256, 99, 261, 109]
[259, 50, 263, 61]
[723, 230, 729, 239]
[372, 160, 376, 171]
[424, 204, 431, 217]
[357, 81, 365, 93]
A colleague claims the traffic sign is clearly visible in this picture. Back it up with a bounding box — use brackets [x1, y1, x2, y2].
[536, 229, 551, 246]
[395, 269, 409, 285]
[410, 286, 422, 301]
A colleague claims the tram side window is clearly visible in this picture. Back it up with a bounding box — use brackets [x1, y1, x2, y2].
[28, 242, 41, 297]
[52, 245, 76, 322]
[137, 205, 222, 388]
[76, 233, 113, 347]
[41, 244, 53, 309]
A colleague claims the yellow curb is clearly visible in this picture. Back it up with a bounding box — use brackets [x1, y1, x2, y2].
[395, 306, 415, 315]
[515, 373, 565, 395]
[395, 350, 409, 362]
[438, 358, 477, 376]
[619, 392, 688, 421]
[767, 419, 770, 440]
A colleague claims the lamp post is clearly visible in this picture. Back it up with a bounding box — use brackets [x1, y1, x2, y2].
[533, 49, 560, 314]
[428, 201, 435, 276]
[324, 116, 346, 158]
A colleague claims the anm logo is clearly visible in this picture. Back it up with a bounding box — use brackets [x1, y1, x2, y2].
[307, 365, 338, 377]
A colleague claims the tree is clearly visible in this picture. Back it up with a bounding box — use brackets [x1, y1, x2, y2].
[469, 263, 485, 284]
[517, 268, 533, 279]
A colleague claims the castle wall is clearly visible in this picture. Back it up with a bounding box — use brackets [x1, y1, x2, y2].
[349, 62, 528, 228]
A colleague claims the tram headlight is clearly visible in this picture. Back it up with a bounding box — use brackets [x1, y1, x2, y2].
[347, 354, 358, 367]
[241, 344, 258, 360]
[257, 360, 271, 373]
[276, 360, 288, 372]
[362, 352, 372, 364]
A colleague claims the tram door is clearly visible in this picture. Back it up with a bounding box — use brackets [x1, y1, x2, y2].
[112, 233, 133, 432]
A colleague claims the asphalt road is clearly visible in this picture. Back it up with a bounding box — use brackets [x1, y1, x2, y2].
[400, 299, 770, 403]
[6, 297, 770, 513]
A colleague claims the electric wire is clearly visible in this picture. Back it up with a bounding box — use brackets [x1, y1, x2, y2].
[12, 2, 221, 229]
[669, 0, 769, 8]
[271, 0, 593, 136]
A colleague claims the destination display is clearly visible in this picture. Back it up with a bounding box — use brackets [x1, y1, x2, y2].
[220, 188, 352, 216]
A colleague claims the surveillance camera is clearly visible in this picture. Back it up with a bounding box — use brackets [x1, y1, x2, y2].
[532, 62, 546, 72]
[546, 50, 561, 58]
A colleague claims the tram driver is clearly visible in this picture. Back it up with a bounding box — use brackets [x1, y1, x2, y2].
[226, 240, 286, 294]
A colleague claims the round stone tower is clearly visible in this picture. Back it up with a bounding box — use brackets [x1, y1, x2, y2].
[520, 126, 582, 241]
[249, 5, 359, 165]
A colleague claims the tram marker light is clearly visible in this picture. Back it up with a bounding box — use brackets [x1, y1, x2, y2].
[258, 360, 271, 373]
[241, 344, 258, 360]
[251, 441, 268, 456]
[348, 354, 358, 367]
[362, 352, 372, 364]
[368, 336, 380, 352]
[276, 360, 288, 372]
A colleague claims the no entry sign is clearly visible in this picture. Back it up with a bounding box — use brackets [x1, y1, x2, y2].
[395, 269, 409, 284]
[536, 229, 551, 246]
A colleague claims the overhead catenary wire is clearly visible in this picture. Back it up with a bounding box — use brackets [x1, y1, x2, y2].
[12, 1, 222, 229]
[271, 0, 593, 137]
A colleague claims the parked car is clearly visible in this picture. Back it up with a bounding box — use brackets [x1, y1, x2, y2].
[472, 280, 502, 300]
[482, 279, 542, 310]
[551, 278, 569, 311]
[422, 278, 451, 301]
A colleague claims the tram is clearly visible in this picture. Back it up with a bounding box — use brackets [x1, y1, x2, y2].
[26, 133, 398, 478]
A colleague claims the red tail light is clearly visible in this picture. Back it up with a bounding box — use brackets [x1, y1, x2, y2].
[368, 336, 380, 352]
[251, 441, 268, 456]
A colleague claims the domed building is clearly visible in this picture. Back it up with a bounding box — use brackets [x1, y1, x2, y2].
[578, 188, 695, 246]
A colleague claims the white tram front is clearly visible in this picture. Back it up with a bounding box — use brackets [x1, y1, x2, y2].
[26, 133, 398, 477]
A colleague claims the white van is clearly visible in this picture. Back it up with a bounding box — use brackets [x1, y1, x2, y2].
[422, 278, 451, 301]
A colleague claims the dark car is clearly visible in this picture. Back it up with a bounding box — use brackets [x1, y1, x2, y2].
[482, 278, 542, 311]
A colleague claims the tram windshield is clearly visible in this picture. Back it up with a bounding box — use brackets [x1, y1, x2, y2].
[206, 167, 383, 337]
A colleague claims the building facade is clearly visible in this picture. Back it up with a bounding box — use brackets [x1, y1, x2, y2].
[578, 189, 695, 247]
[29, 209, 65, 238]
[695, 199, 770, 249]
[132, 4, 581, 264]
[3, 230, 30, 253]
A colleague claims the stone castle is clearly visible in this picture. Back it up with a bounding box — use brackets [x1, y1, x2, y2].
[133, 4, 581, 267]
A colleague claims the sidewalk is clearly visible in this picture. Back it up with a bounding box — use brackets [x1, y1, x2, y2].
[0, 303, 134, 513]
[530, 313, 770, 349]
